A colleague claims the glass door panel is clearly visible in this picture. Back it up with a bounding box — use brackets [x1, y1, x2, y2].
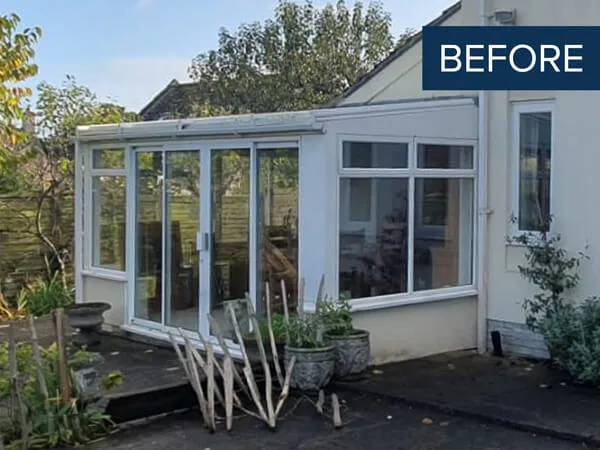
[209, 148, 251, 341]
[134, 151, 163, 323]
[165, 151, 201, 330]
[256, 148, 299, 316]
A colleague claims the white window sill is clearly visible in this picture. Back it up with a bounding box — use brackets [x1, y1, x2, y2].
[348, 286, 478, 312]
[81, 268, 127, 282]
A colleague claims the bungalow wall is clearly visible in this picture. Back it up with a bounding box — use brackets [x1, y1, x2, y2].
[341, 0, 600, 358]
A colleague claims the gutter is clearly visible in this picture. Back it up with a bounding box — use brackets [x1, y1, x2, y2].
[476, 0, 491, 354]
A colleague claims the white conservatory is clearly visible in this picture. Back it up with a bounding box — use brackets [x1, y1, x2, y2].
[74, 97, 480, 363]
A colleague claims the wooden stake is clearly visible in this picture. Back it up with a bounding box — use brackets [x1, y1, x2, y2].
[29, 316, 49, 405]
[331, 393, 342, 429]
[246, 297, 275, 427]
[224, 357, 234, 431]
[8, 325, 28, 448]
[206, 344, 216, 432]
[208, 314, 251, 398]
[297, 278, 305, 316]
[316, 389, 325, 414]
[265, 282, 284, 388]
[280, 279, 290, 345]
[168, 332, 191, 380]
[183, 339, 209, 427]
[316, 274, 325, 306]
[226, 302, 269, 423]
[54, 308, 72, 404]
[274, 356, 296, 416]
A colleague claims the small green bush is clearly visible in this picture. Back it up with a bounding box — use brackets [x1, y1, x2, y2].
[317, 294, 353, 336]
[539, 298, 600, 385]
[255, 313, 287, 342]
[285, 314, 325, 349]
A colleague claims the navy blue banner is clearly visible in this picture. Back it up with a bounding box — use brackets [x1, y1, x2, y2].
[422, 26, 598, 91]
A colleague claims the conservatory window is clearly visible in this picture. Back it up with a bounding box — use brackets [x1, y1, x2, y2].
[512, 103, 553, 234]
[338, 140, 475, 301]
[89, 148, 127, 271]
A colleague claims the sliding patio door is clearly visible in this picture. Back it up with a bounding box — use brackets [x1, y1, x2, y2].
[131, 142, 299, 345]
[133, 149, 201, 331]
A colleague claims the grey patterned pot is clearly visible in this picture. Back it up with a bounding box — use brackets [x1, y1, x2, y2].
[65, 302, 111, 348]
[325, 329, 370, 380]
[284, 345, 335, 391]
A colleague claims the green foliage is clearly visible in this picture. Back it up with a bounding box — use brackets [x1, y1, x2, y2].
[0, 342, 121, 448]
[188, 0, 407, 115]
[317, 294, 353, 336]
[538, 298, 600, 385]
[0, 13, 41, 174]
[19, 274, 73, 317]
[507, 216, 588, 330]
[254, 313, 287, 342]
[284, 313, 326, 349]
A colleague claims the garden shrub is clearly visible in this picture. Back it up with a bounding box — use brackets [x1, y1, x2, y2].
[0, 341, 122, 448]
[509, 216, 600, 385]
[538, 298, 600, 385]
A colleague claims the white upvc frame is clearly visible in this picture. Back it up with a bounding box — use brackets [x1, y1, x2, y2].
[82, 143, 128, 280]
[125, 138, 301, 347]
[510, 101, 555, 238]
[335, 133, 478, 309]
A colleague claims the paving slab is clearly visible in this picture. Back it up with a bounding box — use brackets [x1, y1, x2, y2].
[334, 351, 600, 446]
[86, 391, 588, 450]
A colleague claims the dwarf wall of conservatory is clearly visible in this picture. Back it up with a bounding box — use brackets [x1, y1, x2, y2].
[75, 97, 480, 363]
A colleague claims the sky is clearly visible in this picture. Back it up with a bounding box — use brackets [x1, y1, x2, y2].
[5, 0, 455, 113]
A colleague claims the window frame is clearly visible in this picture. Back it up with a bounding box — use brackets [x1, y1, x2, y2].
[510, 101, 555, 239]
[83, 145, 128, 278]
[336, 134, 478, 309]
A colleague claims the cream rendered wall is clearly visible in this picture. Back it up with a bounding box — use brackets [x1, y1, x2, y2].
[82, 276, 126, 327]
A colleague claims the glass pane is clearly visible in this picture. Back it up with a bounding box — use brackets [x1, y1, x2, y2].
[339, 178, 409, 299]
[210, 149, 251, 341]
[135, 152, 163, 322]
[91, 175, 126, 270]
[93, 148, 125, 169]
[414, 178, 474, 291]
[519, 112, 552, 231]
[417, 144, 473, 169]
[256, 148, 299, 318]
[342, 141, 408, 168]
[165, 151, 200, 331]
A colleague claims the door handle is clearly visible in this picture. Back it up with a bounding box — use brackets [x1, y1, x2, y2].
[196, 232, 210, 252]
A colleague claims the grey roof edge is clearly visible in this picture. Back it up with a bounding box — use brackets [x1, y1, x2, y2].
[329, 1, 462, 107]
[329, 94, 478, 109]
[139, 78, 180, 117]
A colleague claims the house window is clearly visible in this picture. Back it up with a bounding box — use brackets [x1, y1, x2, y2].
[89, 148, 127, 271]
[512, 103, 553, 233]
[338, 139, 475, 301]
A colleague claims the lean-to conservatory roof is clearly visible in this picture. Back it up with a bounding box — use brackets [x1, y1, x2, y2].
[75, 97, 477, 143]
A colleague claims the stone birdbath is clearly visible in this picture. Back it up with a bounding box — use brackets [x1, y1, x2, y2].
[65, 302, 111, 348]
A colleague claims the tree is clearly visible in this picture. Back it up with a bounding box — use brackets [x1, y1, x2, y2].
[0, 13, 41, 191]
[188, 0, 405, 115]
[0, 76, 137, 286]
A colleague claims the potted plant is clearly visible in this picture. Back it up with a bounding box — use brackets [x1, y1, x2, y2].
[283, 313, 335, 391]
[243, 313, 287, 364]
[319, 294, 370, 380]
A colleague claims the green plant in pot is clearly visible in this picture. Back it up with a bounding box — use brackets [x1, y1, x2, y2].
[283, 313, 335, 391]
[243, 313, 287, 364]
[318, 294, 370, 380]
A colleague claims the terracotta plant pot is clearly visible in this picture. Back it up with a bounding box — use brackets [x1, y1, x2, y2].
[284, 345, 335, 391]
[325, 329, 370, 380]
